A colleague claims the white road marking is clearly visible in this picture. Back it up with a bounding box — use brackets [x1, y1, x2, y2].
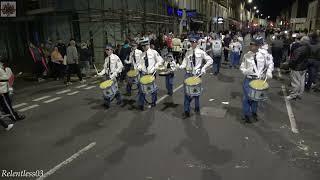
[32, 96, 51, 102]
[44, 97, 62, 103]
[18, 104, 39, 112]
[56, 89, 71, 95]
[13, 103, 27, 109]
[84, 86, 96, 90]
[67, 91, 80, 96]
[156, 84, 183, 104]
[36, 142, 96, 180]
[76, 84, 87, 88]
[281, 85, 299, 133]
[278, 69, 298, 133]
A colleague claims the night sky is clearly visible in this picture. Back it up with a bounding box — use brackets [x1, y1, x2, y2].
[247, 0, 295, 19]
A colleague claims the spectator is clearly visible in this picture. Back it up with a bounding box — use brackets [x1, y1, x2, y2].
[51, 46, 65, 80]
[287, 36, 311, 100]
[223, 34, 232, 62]
[306, 32, 320, 91]
[66, 40, 85, 85]
[28, 42, 48, 82]
[119, 40, 131, 82]
[211, 34, 223, 75]
[229, 36, 242, 68]
[79, 42, 92, 77]
[271, 34, 284, 68]
[0, 55, 25, 131]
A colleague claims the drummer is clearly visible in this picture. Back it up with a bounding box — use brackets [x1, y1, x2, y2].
[124, 41, 142, 96]
[97, 44, 124, 108]
[137, 37, 164, 110]
[178, 37, 213, 117]
[240, 37, 274, 123]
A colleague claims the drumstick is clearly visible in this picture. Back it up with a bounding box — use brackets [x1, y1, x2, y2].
[263, 76, 267, 84]
[93, 64, 99, 74]
[152, 70, 157, 77]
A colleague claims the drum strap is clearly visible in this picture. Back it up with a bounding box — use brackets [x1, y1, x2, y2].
[253, 54, 258, 73]
[108, 57, 111, 74]
[133, 51, 136, 64]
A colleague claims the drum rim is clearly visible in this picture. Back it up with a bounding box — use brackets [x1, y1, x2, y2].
[249, 80, 269, 90]
[140, 75, 155, 85]
[127, 70, 139, 77]
[100, 80, 114, 89]
[184, 76, 202, 86]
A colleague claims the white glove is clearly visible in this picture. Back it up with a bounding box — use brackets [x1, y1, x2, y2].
[266, 72, 273, 79]
[110, 73, 116, 80]
[195, 69, 201, 75]
[97, 71, 104, 76]
[137, 65, 142, 71]
[170, 61, 177, 70]
[201, 68, 206, 75]
[148, 67, 155, 74]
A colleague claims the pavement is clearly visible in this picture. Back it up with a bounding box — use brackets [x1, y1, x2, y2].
[0, 38, 320, 180]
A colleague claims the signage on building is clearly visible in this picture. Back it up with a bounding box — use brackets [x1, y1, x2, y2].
[1, 1, 16, 17]
[290, 18, 306, 24]
[217, 17, 224, 24]
[167, 6, 197, 17]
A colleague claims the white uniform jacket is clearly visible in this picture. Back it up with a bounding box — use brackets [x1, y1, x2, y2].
[180, 48, 213, 75]
[240, 50, 274, 79]
[138, 48, 164, 74]
[98, 54, 124, 78]
[126, 49, 143, 70]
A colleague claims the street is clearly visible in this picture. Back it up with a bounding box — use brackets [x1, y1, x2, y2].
[1, 42, 320, 180]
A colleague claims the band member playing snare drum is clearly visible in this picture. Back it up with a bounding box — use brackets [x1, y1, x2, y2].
[240, 37, 274, 123]
[177, 37, 213, 118]
[137, 37, 164, 110]
[97, 44, 124, 108]
[124, 41, 142, 96]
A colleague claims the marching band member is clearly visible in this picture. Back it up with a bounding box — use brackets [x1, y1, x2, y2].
[124, 41, 142, 96]
[137, 38, 164, 110]
[240, 37, 274, 123]
[97, 44, 124, 108]
[178, 38, 213, 117]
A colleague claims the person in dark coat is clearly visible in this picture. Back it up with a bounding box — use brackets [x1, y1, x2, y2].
[118, 40, 131, 82]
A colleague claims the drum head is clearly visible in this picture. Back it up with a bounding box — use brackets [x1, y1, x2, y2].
[184, 76, 201, 86]
[100, 80, 113, 89]
[127, 70, 138, 77]
[249, 80, 269, 90]
[140, 75, 155, 85]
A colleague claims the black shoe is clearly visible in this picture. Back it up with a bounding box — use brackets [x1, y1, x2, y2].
[167, 92, 173, 96]
[243, 116, 252, 123]
[139, 105, 144, 111]
[183, 111, 190, 118]
[103, 103, 110, 109]
[116, 101, 123, 105]
[124, 92, 132, 96]
[195, 108, 200, 114]
[151, 103, 156, 107]
[14, 114, 25, 121]
[252, 113, 258, 121]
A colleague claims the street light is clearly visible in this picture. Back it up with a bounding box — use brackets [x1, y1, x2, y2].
[254, 6, 257, 10]
[267, 16, 270, 19]
[261, 14, 263, 16]
[248, 0, 253, 3]
[256, 10, 259, 13]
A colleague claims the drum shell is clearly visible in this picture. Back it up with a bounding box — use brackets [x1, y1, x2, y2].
[184, 83, 202, 97]
[248, 86, 268, 101]
[141, 81, 157, 94]
[101, 81, 118, 98]
[128, 74, 140, 84]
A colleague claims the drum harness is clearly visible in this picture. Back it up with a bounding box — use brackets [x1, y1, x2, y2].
[142, 52, 158, 105]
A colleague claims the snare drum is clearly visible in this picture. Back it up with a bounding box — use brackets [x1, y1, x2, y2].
[248, 79, 269, 101]
[139, 75, 157, 94]
[184, 76, 202, 97]
[127, 69, 140, 84]
[99, 80, 118, 98]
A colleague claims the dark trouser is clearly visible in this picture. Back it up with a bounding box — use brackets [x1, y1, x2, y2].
[0, 93, 18, 122]
[34, 61, 45, 79]
[230, 52, 240, 68]
[306, 59, 320, 90]
[242, 78, 258, 117]
[212, 56, 221, 74]
[120, 64, 131, 81]
[172, 52, 181, 63]
[66, 63, 82, 82]
[0, 119, 8, 128]
[165, 73, 174, 95]
[184, 73, 200, 113]
[223, 49, 229, 62]
[272, 48, 283, 68]
[54, 63, 65, 79]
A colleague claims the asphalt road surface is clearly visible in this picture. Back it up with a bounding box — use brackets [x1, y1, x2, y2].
[1, 40, 320, 180]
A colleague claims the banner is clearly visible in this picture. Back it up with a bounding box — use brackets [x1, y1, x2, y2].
[1, 1, 16, 17]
